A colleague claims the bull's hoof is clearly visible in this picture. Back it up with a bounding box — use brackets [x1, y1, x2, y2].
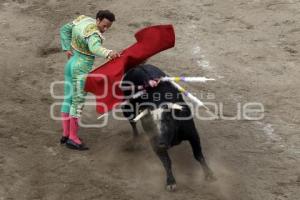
[166, 177, 176, 191]
[205, 173, 217, 182]
[166, 184, 177, 191]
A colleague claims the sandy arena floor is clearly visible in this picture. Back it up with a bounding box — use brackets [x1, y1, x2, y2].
[0, 0, 299, 199]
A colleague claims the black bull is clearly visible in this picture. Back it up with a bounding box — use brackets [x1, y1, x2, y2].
[121, 64, 216, 190]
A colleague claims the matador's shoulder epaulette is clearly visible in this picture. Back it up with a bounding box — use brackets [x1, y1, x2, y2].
[72, 15, 88, 25]
[83, 23, 105, 40]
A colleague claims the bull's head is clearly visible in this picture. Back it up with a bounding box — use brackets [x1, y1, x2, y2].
[132, 103, 183, 122]
[133, 103, 184, 148]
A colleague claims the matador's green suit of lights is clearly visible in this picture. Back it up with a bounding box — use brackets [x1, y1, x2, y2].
[60, 15, 112, 117]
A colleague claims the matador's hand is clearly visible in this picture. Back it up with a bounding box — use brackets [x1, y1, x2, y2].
[108, 51, 120, 60]
[65, 50, 73, 59]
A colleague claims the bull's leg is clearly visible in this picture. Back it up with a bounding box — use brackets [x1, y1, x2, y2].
[188, 135, 216, 181]
[150, 138, 176, 191]
[122, 103, 139, 139]
[129, 121, 139, 138]
[125, 121, 144, 150]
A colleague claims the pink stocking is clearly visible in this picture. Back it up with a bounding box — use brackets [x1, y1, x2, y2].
[69, 117, 81, 144]
[61, 112, 70, 137]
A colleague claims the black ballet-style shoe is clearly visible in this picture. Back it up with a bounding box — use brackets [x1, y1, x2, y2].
[60, 136, 82, 144]
[60, 136, 69, 144]
[65, 139, 89, 151]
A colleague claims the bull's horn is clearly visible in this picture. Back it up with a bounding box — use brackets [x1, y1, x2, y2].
[97, 113, 108, 120]
[132, 109, 149, 122]
[167, 103, 183, 110]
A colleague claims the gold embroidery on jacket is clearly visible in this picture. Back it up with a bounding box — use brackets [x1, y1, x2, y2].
[83, 23, 105, 40]
[72, 15, 88, 25]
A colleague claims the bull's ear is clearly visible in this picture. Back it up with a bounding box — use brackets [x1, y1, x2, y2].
[167, 103, 183, 110]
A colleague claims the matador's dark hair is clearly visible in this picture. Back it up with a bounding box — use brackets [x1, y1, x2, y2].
[96, 10, 116, 22]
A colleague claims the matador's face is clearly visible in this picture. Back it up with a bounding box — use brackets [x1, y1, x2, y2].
[96, 18, 113, 33]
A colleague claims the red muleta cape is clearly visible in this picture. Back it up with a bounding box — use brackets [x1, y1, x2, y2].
[84, 24, 175, 114]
